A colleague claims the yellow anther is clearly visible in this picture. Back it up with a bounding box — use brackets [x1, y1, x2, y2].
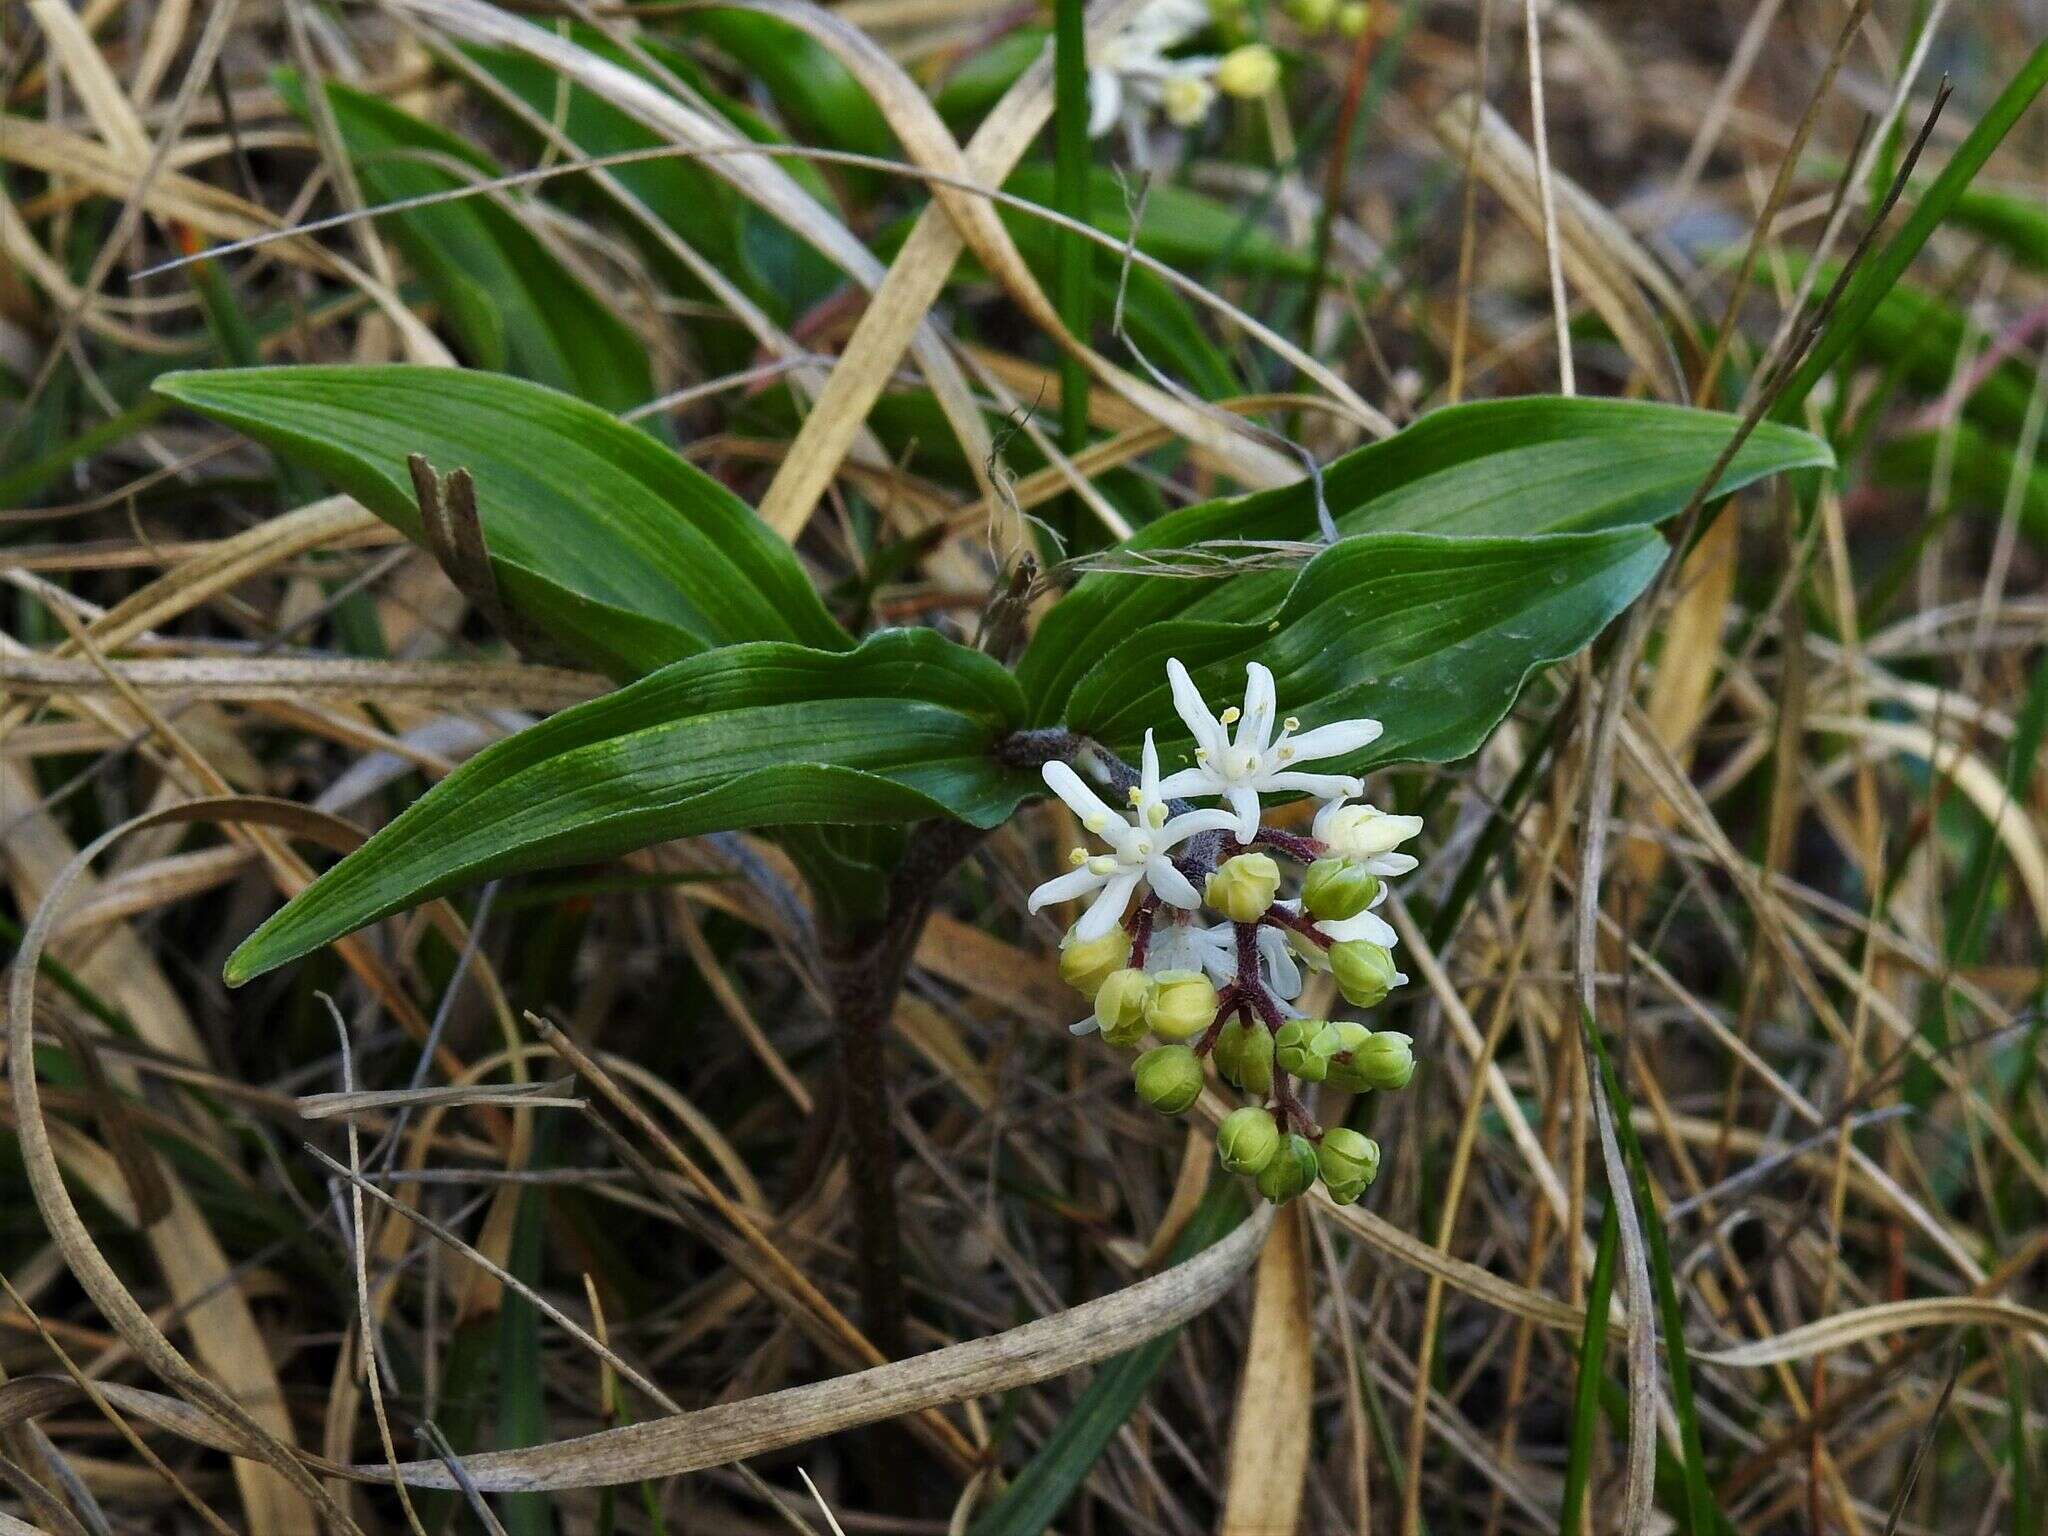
[1068, 847, 1088, 867]
[1127, 785, 1144, 805]
[1283, 716, 1300, 731]
[1147, 803, 1169, 828]
[1220, 706, 1241, 725]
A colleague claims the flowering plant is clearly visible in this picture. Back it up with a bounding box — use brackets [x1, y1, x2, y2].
[162, 362, 1827, 1343]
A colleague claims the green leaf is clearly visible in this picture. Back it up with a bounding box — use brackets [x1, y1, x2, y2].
[276, 74, 653, 414]
[152, 365, 849, 679]
[1065, 528, 1665, 771]
[1021, 397, 1831, 720]
[223, 631, 1031, 984]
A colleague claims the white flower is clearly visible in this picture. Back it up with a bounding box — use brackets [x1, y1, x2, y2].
[1147, 916, 1303, 999]
[1312, 795, 1422, 875]
[1310, 883, 1398, 949]
[1030, 730, 1238, 941]
[1155, 659, 1381, 842]
[1087, 0, 1221, 149]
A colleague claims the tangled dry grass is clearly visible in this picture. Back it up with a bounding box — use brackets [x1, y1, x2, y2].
[2, 0, 2045, 1531]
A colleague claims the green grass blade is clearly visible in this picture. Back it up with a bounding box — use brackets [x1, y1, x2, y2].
[1559, 1197, 1620, 1536]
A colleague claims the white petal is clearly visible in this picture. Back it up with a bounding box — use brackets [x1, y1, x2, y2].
[1316, 909, 1398, 947]
[1069, 1015, 1102, 1036]
[1087, 71, 1122, 138]
[1147, 856, 1201, 909]
[1261, 770, 1365, 799]
[1158, 806, 1238, 847]
[1042, 759, 1123, 838]
[1282, 717, 1383, 763]
[1153, 765, 1220, 800]
[1166, 658, 1227, 757]
[1362, 851, 1420, 877]
[1225, 785, 1261, 844]
[1028, 865, 1105, 914]
[1311, 794, 1352, 843]
[1257, 926, 1303, 1000]
[1140, 729, 1162, 803]
[1237, 663, 1277, 752]
[1075, 872, 1140, 940]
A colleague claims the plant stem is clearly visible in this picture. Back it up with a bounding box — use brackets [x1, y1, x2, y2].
[821, 818, 989, 1359]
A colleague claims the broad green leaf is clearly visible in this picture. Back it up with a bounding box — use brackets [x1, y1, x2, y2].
[682, 7, 894, 166]
[223, 630, 1031, 984]
[1065, 528, 1665, 770]
[1020, 396, 1833, 720]
[277, 74, 652, 414]
[153, 366, 849, 679]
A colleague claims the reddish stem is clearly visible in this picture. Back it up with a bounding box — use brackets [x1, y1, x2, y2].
[1261, 904, 1332, 949]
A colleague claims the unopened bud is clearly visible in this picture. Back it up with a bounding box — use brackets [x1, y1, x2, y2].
[1330, 940, 1400, 1007]
[1133, 1045, 1204, 1115]
[1214, 1017, 1274, 1094]
[1301, 858, 1380, 921]
[1215, 43, 1280, 99]
[1317, 1127, 1380, 1203]
[1145, 969, 1219, 1042]
[1320, 1021, 1374, 1091]
[1160, 72, 1217, 128]
[1256, 1134, 1319, 1203]
[1217, 1106, 1283, 1175]
[1094, 968, 1154, 1047]
[1351, 1030, 1415, 1090]
[1337, 1, 1369, 36]
[1286, 0, 1337, 31]
[1206, 852, 1281, 922]
[1317, 802, 1422, 861]
[1059, 925, 1132, 997]
[1273, 1018, 1332, 1082]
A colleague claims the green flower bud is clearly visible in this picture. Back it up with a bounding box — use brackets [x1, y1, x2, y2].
[1320, 1021, 1375, 1091]
[1215, 42, 1281, 98]
[1094, 968, 1154, 1047]
[1205, 852, 1281, 922]
[1273, 1018, 1332, 1082]
[1316, 1127, 1381, 1203]
[1286, 0, 1337, 31]
[1330, 940, 1400, 1008]
[1214, 1017, 1274, 1094]
[1301, 858, 1382, 921]
[1255, 1134, 1319, 1203]
[1351, 1030, 1415, 1090]
[1144, 969, 1219, 1042]
[1059, 924, 1132, 997]
[1216, 1106, 1283, 1175]
[1133, 1045, 1204, 1115]
[1337, 0, 1369, 35]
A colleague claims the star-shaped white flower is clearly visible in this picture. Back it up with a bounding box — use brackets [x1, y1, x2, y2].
[1087, 0, 1220, 151]
[1313, 795, 1422, 876]
[1155, 659, 1382, 842]
[1030, 731, 1238, 941]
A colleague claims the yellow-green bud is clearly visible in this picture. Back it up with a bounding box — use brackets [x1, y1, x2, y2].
[1330, 940, 1400, 1007]
[1205, 852, 1281, 922]
[1273, 1018, 1332, 1082]
[1286, 0, 1337, 31]
[1215, 42, 1280, 99]
[1256, 1134, 1319, 1203]
[1214, 1017, 1274, 1094]
[1133, 1044, 1204, 1115]
[1059, 925, 1132, 997]
[1094, 968, 1154, 1047]
[1145, 969, 1219, 1042]
[1321, 1021, 1374, 1091]
[1317, 1127, 1380, 1203]
[1351, 1030, 1415, 1090]
[1336, 0, 1369, 36]
[1217, 1106, 1282, 1175]
[1301, 858, 1381, 921]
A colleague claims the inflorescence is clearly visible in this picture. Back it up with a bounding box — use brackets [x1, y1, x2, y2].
[1031, 660, 1422, 1206]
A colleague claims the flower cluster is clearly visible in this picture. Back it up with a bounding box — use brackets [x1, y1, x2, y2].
[1085, 0, 1280, 159]
[1031, 660, 1422, 1206]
